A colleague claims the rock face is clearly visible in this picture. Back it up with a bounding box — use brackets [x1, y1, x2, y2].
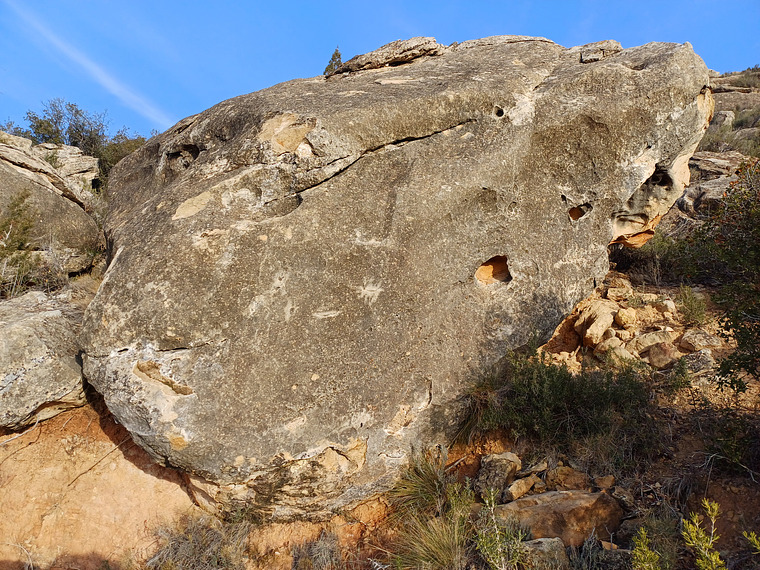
[0, 131, 101, 273]
[0, 291, 86, 429]
[81, 36, 712, 517]
[31, 141, 100, 192]
[0, 401, 197, 569]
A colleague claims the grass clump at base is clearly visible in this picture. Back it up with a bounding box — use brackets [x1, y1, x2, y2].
[142, 512, 251, 570]
[391, 482, 475, 570]
[293, 531, 345, 570]
[388, 451, 534, 570]
[678, 285, 707, 327]
[460, 352, 658, 476]
[388, 450, 474, 569]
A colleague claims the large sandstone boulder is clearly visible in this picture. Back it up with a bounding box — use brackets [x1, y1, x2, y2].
[81, 36, 712, 517]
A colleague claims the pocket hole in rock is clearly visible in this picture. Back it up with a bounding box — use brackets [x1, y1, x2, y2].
[475, 255, 512, 284]
[493, 106, 505, 118]
[568, 202, 593, 221]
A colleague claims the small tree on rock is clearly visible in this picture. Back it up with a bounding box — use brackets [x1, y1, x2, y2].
[323, 46, 342, 76]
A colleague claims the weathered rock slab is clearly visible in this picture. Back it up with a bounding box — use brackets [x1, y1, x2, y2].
[0, 291, 86, 429]
[81, 36, 712, 517]
[0, 132, 101, 273]
[0, 402, 197, 569]
[494, 490, 623, 547]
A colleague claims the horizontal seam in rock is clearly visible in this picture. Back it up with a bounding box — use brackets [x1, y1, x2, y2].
[262, 118, 477, 207]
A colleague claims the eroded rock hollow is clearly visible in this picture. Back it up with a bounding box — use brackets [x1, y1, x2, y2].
[81, 36, 712, 518]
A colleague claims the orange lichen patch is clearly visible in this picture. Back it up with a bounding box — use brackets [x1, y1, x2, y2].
[475, 255, 512, 284]
[168, 432, 189, 451]
[610, 214, 663, 248]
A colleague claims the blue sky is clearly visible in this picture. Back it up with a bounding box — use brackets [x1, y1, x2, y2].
[1, 0, 758, 137]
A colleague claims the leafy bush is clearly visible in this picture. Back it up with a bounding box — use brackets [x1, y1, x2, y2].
[698, 105, 760, 157]
[475, 488, 528, 570]
[692, 397, 760, 476]
[0, 190, 70, 298]
[460, 353, 658, 474]
[691, 159, 760, 385]
[682, 499, 727, 570]
[2, 98, 146, 187]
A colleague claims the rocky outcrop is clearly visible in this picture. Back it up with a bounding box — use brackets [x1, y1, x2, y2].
[30, 142, 100, 192]
[81, 36, 712, 517]
[0, 131, 101, 273]
[494, 490, 623, 546]
[0, 291, 86, 429]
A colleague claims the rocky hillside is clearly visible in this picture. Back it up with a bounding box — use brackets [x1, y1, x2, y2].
[5, 37, 760, 570]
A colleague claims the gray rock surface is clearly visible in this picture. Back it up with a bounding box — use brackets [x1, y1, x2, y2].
[0, 291, 86, 429]
[81, 36, 712, 518]
[0, 132, 101, 273]
[475, 452, 522, 501]
[30, 142, 100, 192]
[680, 328, 723, 352]
[523, 537, 570, 569]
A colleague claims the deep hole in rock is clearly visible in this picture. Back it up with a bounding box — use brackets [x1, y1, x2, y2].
[646, 166, 672, 187]
[494, 106, 505, 117]
[568, 202, 593, 221]
[475, 255, 512, 284]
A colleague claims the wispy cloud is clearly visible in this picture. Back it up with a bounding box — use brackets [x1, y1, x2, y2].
[3, 0, 174, 129]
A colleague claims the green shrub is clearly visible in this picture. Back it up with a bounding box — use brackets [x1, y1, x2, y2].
[691, 397, 760, 476]
[460, 353, 657, 474]
[1, 189, 38, 298]
[0, 189, 70, 298]
[678, 285, 707, 326]
[632, 528, 661, 570]
[632, 506, 682, 570]
[733, 106, 760, 130]
[744, 530, 760, 555]
[696, 160, 760, 385]
[43, 150, 60, 169]
[5, 99, 146, 189]
[474, 488, 528, 570]
[682, 499, 727, 570]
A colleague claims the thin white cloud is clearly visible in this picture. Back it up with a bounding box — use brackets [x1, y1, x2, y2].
[3, 0, 174, 129]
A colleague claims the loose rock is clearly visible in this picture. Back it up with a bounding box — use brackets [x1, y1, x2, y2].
[494, 490, 623, 547]
[680, 328, 723, 352]
[0, 291, 86, 429]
